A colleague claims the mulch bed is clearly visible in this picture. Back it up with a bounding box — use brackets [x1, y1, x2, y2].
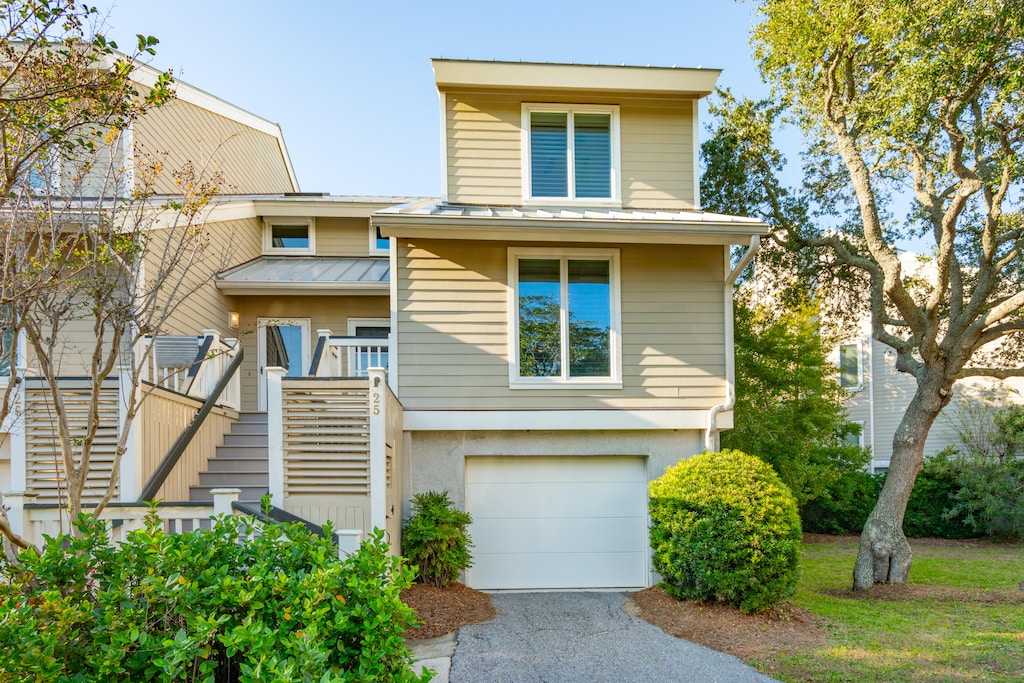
[627, 586, 826, 662]
[824, 583, 1024, 603]
[401, 582, 496, 640]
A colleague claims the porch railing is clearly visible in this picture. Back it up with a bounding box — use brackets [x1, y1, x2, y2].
[139, 330, 240, 410]
[309, 330, 390, 378]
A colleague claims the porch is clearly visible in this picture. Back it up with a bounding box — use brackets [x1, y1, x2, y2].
[4, 331, 403, 553]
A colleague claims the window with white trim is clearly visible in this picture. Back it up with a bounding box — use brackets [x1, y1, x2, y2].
[369, 225, 389, 255]
[838, 342, 861, 389]
[509, 248, 621, 387]
[522, 104, 620, 204]
[263, 218, 315, 254]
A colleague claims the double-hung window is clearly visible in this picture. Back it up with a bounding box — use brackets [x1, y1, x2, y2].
[509, 248, 621, 387]
[838, 342, 861, 389]
[523, 104, 620, 205]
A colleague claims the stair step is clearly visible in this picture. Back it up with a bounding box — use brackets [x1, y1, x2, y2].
[216, 444, 269, 456]
[230, 422, 269, 435]
[207, 458, 268, 473]
[198, 471, 269, 487]
[236, 412, 269, 424]
[222, 433, 268, 446]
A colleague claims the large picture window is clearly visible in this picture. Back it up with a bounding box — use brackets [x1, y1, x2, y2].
[509, 248, 621, 387]
[523, 105, 619, 204]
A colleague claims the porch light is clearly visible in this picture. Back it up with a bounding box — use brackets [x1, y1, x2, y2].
[229, 311, 240, 329]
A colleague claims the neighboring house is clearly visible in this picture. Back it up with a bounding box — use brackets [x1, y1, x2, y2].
[5, 59, 767, 592]
[831, 253, 1024, 472]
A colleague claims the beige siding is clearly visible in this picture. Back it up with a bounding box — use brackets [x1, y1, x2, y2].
[138, 386, 238, 502]
[235, 295, 390, 412]
[444, 91, 696, 209]
[314, 217, 374, 257]
[620, 100, 695, 209]
[396, 239, 726, 411]
[134, 98, 294, 195]
[153, 216, 263, 338]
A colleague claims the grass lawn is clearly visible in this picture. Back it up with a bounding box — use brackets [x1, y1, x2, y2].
[764, 537, 1024, 682]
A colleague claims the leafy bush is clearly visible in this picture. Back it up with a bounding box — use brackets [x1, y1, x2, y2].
[0, 511, 429, 682]
[950, 456, 1024, 539]
[649, 449, 802, 613]
[904, 451, 976, 539]
[402, 491, 473, 588]
[799, 469, 882, 534]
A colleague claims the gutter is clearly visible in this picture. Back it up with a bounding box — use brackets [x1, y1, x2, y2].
[704, 235, 760, 451]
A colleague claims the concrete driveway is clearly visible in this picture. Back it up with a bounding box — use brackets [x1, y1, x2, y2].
[418, 591, 779, 683]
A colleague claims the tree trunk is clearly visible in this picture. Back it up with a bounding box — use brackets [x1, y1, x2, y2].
[853, 376, 950, 589]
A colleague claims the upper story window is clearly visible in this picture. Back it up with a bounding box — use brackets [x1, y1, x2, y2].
[522, 104, 620, 205]
[838, 342, 861, 389]
[508, 247, 621, 388]
[263, 218, 315, 254]
[369, 225, 389, 255]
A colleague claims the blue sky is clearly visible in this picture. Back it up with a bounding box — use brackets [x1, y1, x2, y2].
[104, 1, 772, 197]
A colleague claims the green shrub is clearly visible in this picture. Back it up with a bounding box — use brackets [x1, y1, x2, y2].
[402, 491, 473, 588]
[904, 451, 976, 539]
[950, 456, 1024, 539]
[649, 449, 802, 613]
[0, 511, 429, 683]
[799, 469, 882, 534]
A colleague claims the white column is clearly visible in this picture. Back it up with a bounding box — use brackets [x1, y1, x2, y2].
[211, 488, 241, 517]
[367, 367, 387, 532]
[9, 367, 27, 493]
[118, 365, 142, 501]
[336, 529, 363, 559]
[266, 367, 286, 507]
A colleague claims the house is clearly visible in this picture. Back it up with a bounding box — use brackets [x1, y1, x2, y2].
[834, 256, 1024, 472]
[4, 58, 767, 592]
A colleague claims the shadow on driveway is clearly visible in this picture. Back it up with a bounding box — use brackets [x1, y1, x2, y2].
[451, 592, 779, 683]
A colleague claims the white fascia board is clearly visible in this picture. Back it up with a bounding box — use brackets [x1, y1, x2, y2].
[376, 219, 766, 246]
[402, 409, 732, 432]
[251, 200, 404, 218]
[214, 281, 388, 296]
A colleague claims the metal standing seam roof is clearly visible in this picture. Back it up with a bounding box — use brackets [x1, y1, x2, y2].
[373, 200, 766, 227]
[215, 257, 389, 291]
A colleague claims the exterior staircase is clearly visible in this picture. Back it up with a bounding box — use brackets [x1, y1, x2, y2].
[190, 412, 269, 503]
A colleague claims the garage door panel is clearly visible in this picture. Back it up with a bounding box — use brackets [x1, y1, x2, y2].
[464, 456, 648, 590]
[470, 516, 647, 555]
[465, 456, 647, 484]
[468, 552, 646, 590]
[468, 481, 647, 519]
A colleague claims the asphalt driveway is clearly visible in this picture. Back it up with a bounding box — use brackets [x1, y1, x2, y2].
[449, 592, 779, 683]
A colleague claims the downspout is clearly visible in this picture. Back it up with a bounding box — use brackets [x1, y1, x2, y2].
[705, 235, 760, 451]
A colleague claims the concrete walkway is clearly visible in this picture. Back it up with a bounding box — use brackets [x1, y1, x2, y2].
[410, 592, 779, 683]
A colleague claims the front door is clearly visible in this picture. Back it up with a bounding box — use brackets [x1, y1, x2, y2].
[257, 318, 310, 410]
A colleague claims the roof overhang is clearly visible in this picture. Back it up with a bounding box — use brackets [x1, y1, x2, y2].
[374, 202, 768, 246]
[432, 59, 721, 98]
[215, 256, 389, 296]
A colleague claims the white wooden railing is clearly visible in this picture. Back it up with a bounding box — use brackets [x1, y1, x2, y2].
[139, 330, 240, 410]
[310, 329, 390, 378]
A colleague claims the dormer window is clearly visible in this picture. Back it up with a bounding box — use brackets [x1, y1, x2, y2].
[263, 218, 315, 254]
[522, 104, 620, 205]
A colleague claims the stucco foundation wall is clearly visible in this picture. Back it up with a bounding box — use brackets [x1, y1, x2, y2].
[403, 428, 702, 519]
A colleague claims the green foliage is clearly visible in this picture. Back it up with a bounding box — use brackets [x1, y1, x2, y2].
[949, 456, 1024, 540]
[904, 452, 976, 539]
[402, 491, 473, 589]
[0, 512, 429, 682]
[799, 469, 882, 534]
[722, 298, 869, 507]
[649, 450, 802, 613]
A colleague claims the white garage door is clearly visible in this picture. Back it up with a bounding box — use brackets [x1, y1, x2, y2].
[464, 456, 648, 590]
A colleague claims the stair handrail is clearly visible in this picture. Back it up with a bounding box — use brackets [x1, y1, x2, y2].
[138, 349, 245, 502]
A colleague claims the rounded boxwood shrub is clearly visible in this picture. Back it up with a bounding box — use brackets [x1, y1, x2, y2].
[649, 449, 802, 613]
